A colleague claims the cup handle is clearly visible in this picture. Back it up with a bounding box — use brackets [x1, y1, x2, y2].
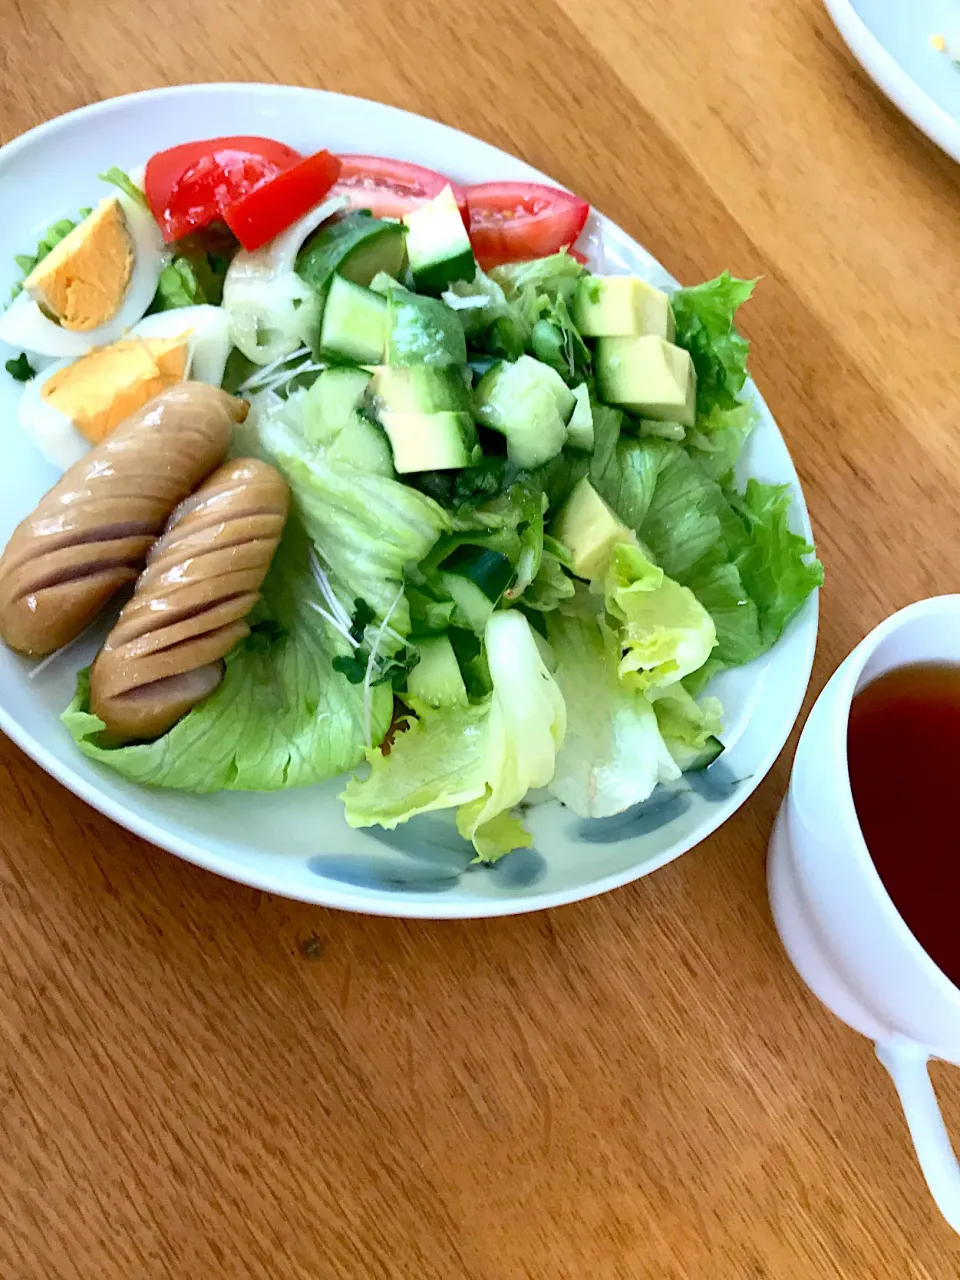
[877, 1037, 960, 1234]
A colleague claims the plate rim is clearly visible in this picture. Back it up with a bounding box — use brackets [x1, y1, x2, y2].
[822, 0, 960, 165]
[0, 83, 820, 917]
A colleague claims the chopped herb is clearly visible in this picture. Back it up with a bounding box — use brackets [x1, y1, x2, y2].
[5, 353, 35, 381]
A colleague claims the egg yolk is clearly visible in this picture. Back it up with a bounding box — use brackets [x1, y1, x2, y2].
[24, 198, 134, 332]
[41, 336, 189, 444]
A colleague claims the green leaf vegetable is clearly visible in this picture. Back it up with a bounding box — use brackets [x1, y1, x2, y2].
[97, 167, 149, 209]
[671, 271, 756, 415]
[10, 211, 91, 299]
[5, 353, 35, 382]
[343, 610, 565, 860]
[62, 523, 386, 790]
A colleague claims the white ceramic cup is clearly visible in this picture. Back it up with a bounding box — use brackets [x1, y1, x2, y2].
[768, 595, 960, 1234]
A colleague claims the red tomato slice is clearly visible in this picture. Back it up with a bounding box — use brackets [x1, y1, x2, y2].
[329, 155, 467, 219]
[223, 151, 342, 251]
[145, 136, 302, 242]
[465, 182, 590, 269]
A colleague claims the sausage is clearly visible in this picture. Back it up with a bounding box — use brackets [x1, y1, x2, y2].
[89, 458, 290, 744]
[0, 383, 246, 657]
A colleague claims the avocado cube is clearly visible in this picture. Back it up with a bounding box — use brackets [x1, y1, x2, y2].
[573, 275, 676, 340]
[551, 477, 637, 580]
[595, 336, 697, 427]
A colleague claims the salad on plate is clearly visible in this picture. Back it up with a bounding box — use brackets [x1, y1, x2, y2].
[0, 136, 822, 863]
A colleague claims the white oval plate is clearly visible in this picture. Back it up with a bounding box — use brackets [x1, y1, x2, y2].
[0, 85, 818, 918]
[824, 0, 960, 164]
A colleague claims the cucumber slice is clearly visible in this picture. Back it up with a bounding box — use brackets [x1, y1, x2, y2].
[306, 367, 372, 437]
[440, 573, 495, 634]
[297, 211, 406, 297]
[673, 735, 725, 772]
[369, 271, 404, 297]
[474, 355, 569, 468]
[370, 365, 470, 415]
[566, 383, 594, 452]
[331, 416, 395, 476]
[319, 274, 388, 364]
[406, 635, 468, 708]
[441, 545, 515, 600]
[380, 410, 478, 473]
[403, 185, 476, 293]
[386, 289, 467, 368]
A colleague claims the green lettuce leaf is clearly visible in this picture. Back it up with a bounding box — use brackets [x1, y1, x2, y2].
[258, 395, 449, 635]
[727, 480, 824, 649]
[684, 399, 757, 482]
[672, 272, 755, 415]
[490, 250, 586, 306]
[151, 246, 231, 312]
[10, 211, 91, 299]
[547, 592, 680, 817]
[343, 610, 566, 861]
[98, 167, 149, 208]
[61, 523, 386, 791]
[604, 543, 717, 692]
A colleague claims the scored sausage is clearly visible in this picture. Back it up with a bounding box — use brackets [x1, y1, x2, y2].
[89, 457, 290, 744]
[0, 383, 246, 657]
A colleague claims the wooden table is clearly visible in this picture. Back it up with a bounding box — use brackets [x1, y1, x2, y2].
[2, 1, 959, 1274]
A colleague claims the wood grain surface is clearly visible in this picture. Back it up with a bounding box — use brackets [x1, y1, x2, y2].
[2, 1, 960, 1275]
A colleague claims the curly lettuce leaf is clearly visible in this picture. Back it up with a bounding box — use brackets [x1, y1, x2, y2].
[547, 592, 680, 817]
[61, 524, 386, 791]
[490, 250, 586, 306]
[604, 543, 717, 692]
[671, 272, 756, 415]
[258, 394, 449, 635]
[343, 611, 565, 861]
[685, 400, 757, 482]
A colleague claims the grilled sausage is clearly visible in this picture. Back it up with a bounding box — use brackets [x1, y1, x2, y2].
[89, 458, 290, 744]
[0, 383, 246, 657]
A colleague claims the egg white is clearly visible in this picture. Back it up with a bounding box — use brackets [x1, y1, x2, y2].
[0, 171, 168, 359]
[132, 305, 231, 386]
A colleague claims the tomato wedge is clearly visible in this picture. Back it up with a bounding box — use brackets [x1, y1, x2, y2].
[223, 150, 342, 251]
[329, 155, 467, 220]
[465, 182, 590, 269]
[145, 136, 302, 242]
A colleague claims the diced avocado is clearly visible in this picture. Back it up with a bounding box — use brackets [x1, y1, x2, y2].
[474, 355, 570, 469]
[370, 365, 470, 415]
[297, 212, 407, 297]
[386, 289, 467, 368]
[573, 274, 676, 340]
[319, 274, 388, 364]
[566, 383, 594, 452]
[307, 367, 372, 435]
[595, 336, 696, 427]
[380, 410, 479, 473]
[403, 185, 476, 292]
[406, 635, 468, 708]
[331, 416, 395, 476]
[551, 477, 637, 580]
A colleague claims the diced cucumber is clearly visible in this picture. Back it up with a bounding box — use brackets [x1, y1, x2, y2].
[473, 355, 570, 468]
[297, 212, 407, 297]
[319, 274, 388, 364]
[403, 185, 476, 292]
[386, 289, 467, 368]
[306, 367, 372, 437]
[440, 574, 495, 634]
[331, 416, 395, 476]
[565, 383, 594, 452]
[380, 410, 479, 473]
[483, 314, 525, 361]
[370, 365, 470, 415]
[406, 635, 468, 708]
[441, 545, 515, 601]
[671, 735, 725, 772]
[595, 335, 696, 427]
[572, 275, 676, 340]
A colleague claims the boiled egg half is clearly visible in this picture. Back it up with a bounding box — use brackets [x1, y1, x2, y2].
[0, 168, 168, 358]
[17, 305, 232, 469]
